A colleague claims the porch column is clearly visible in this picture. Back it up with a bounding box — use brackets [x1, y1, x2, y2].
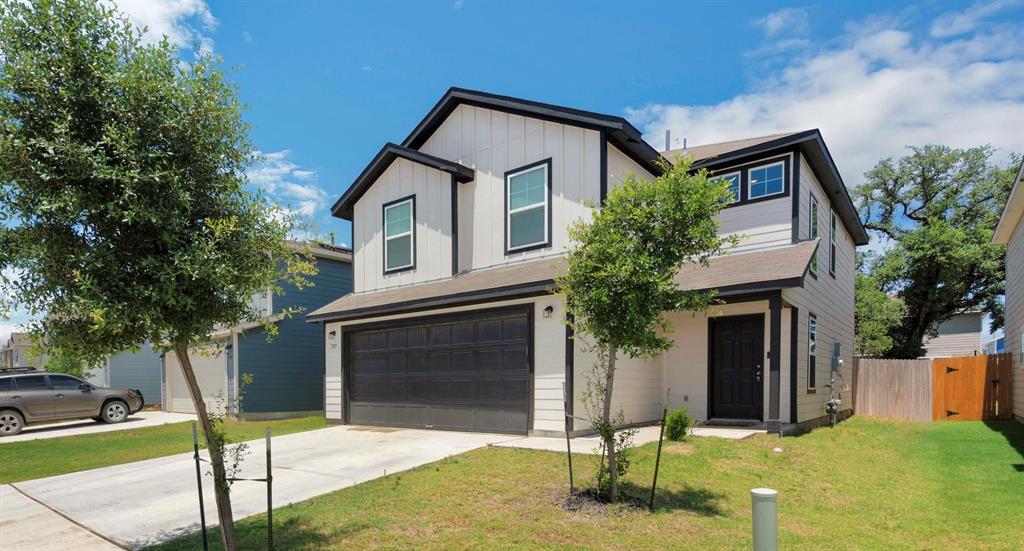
[768, 294, 782, 434]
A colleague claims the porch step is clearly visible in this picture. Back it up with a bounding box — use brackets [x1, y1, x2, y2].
[704, 418, 762, 427]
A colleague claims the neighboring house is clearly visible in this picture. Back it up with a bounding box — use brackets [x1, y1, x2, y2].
[307, 88, 868, 435]
[163, 243, 354, 419]
[920, 312, 985, 358]
[85, 343, 163, 406]
[1, 333, 40, 369]
[984, 335, 1005, 355]
[992, 160, 1024, 423]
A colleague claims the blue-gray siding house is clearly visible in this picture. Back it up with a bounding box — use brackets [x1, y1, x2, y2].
[85, 343, 163, 406]
[162, 243, 353, 419]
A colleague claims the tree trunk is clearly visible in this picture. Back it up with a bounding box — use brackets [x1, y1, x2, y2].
[603, 346, 618, 502]
[175, 343, 237, 551]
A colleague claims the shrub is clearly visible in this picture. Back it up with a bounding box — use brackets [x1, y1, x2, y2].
[665, 407, 693, 441]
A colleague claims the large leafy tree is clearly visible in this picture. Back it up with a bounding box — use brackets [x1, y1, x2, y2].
[854, 271, 904, 357]
[854, 145, 1018, 359]
[0, 1, 312, 548]
[558, 158, 733, 501]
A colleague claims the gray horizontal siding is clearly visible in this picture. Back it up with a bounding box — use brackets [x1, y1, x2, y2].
[108, 342, 162, 406]
[239, 257, 353, 413]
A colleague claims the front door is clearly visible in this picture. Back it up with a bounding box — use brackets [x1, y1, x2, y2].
[710, 315, 764, 420]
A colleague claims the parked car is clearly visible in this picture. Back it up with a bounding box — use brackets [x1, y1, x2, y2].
[0, 368, 144, 436]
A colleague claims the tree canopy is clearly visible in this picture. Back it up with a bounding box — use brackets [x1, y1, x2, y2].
[854, 145, 1018, 358]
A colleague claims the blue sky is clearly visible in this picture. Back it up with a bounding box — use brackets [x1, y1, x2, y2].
[2, 0, 1023, 341]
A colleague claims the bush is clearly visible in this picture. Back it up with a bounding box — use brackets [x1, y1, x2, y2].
[665, 407, 693, 441]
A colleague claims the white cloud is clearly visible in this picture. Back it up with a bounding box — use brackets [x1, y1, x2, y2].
[110, 0, 216, 52]
[754, 8, 808, 38]
[361, 65, 374, 72]
[246, 151, 329, 218]
[453, 0, 465, 10]
[242, 31, 253, 43]
[930, 0, 1021, 38]
[627, 4, 1024, 188]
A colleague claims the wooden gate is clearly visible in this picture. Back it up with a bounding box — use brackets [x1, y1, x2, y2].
[931, 353, 1014, 420]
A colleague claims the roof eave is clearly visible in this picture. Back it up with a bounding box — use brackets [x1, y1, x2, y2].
[993, 162, 1024, 244]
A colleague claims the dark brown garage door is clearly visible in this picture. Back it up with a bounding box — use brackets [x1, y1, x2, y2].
[346, 307, 531, 434]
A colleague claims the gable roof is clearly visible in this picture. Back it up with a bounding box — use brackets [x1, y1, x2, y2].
[403, 87, 666, 175]
[331, 143, 475, 220]
[993, 161, 1024, 244]
[666, 129, 869, 246]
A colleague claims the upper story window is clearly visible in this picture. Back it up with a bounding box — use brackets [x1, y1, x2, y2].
[506, 159, 551, 253]
[829, 209, 837, 276]
[807, 313, 817, 391]
[714, 172, 741, 203]
[383, 196, 415, 273]
[809, 194, 820, 274]
[748, 162, 785, 199]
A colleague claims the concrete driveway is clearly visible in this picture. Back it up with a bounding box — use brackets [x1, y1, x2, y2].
[0, 411, 196, 444]
[4, 425, 511, 549]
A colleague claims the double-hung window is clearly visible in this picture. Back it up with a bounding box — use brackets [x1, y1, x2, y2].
[829, 209, 837, 276]
[809, 195, 820, 273]
[807, 313, 817, 391]
[383, 196, 415, 273]
[714, 172, 741, 203]
[748, 162, 785, 200]
[506, 160, 550, 253]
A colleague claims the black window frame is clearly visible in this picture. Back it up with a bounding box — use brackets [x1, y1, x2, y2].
[711, 154, 793, 209]
[807, 312, 817, 392]
[829, 209, 837, 278]
[382, 194, 417, 275]
[504, 158, 553, 255]
[809, 192, 820, 277]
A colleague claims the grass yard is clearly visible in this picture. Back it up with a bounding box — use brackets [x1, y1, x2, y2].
[147, 417, 1024, 550]
[0, 416, 326, 484]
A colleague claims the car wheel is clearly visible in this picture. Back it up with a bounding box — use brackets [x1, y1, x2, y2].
[101, 400, 129, 424]
[0, 410, 24, 437]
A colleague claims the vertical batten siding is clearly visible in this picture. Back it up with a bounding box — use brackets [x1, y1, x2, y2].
[239, 257, 353, 414]
[352, 158, 453, 293]
[324, 320, 344, 421]
[785, 154, 857, 423]
[1004, 216, 1024, 419]
[921, 313, 984, 358]
[607, 143, 654, 190]
[418, 104, 602, 272]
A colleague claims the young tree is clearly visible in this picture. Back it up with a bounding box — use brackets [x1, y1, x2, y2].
[854, 145, 1018, 358]
[558, 158, 733, 501]
[0, 2, 313, 548]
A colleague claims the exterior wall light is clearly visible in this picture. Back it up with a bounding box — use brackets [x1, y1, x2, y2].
[543, 305, 554, 318]
[329, 330, 337, 340]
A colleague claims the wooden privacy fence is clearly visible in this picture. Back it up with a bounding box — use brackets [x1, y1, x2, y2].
[853, 353, 1014, 421]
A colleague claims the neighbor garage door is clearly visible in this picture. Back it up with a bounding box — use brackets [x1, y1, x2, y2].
[347, 307, 531, 434]
[165, 346, 228, 414]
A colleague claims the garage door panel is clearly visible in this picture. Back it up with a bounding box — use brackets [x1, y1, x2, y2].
[347, 308, 531, 434]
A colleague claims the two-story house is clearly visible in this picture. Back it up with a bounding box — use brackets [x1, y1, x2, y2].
[1, 333, 38, 369]
[308, 88, 868, 435]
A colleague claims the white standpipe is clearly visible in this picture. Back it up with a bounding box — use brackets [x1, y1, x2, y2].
[751, 488, 778, 551]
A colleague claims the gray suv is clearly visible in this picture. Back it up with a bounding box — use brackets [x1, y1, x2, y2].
[0, 368, 144, 436]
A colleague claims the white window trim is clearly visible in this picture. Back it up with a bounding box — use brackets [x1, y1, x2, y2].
[384, 198, 414, 272]
[807, 314, 817, 391]
[809, 194, 820, 273]
[747, 161, 786, 200]
[829, 209, 837, 276]
[715, 171, 741, 203]
[506, 163, 549, 252]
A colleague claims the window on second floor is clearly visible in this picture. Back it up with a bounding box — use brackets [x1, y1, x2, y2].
[506, 160, 550, 253]
[748, 162, 785, 200]
[829, 209, 837, 276]
[808, 313, 817, 391]
[383, 196, 415, 273]
[809, 194, 820, 274]
[713, 172, 741, 203]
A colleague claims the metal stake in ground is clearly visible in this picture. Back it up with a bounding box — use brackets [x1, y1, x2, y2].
[562, 382, 574, 494]
[649, 387, 670, 511]
[192, 422, 209, 551]
[266, 428, 274, 551]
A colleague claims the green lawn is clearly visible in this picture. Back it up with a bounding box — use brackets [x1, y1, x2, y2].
[0, 416, 326, 484]
[148, 417, 1024, 550]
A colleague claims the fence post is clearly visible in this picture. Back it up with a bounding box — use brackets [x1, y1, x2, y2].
[266, 428, 274, 551]
[192, 422, 209, 551]
[751, 488, 778, 551]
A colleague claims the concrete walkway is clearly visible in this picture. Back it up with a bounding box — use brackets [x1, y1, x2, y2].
[5, 425, 509, 549]
[0, 411, 196, 444]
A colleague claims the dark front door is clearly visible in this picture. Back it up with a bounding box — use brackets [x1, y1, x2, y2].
[710, 315, 764, 420]
[346, 307, 531, 434]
